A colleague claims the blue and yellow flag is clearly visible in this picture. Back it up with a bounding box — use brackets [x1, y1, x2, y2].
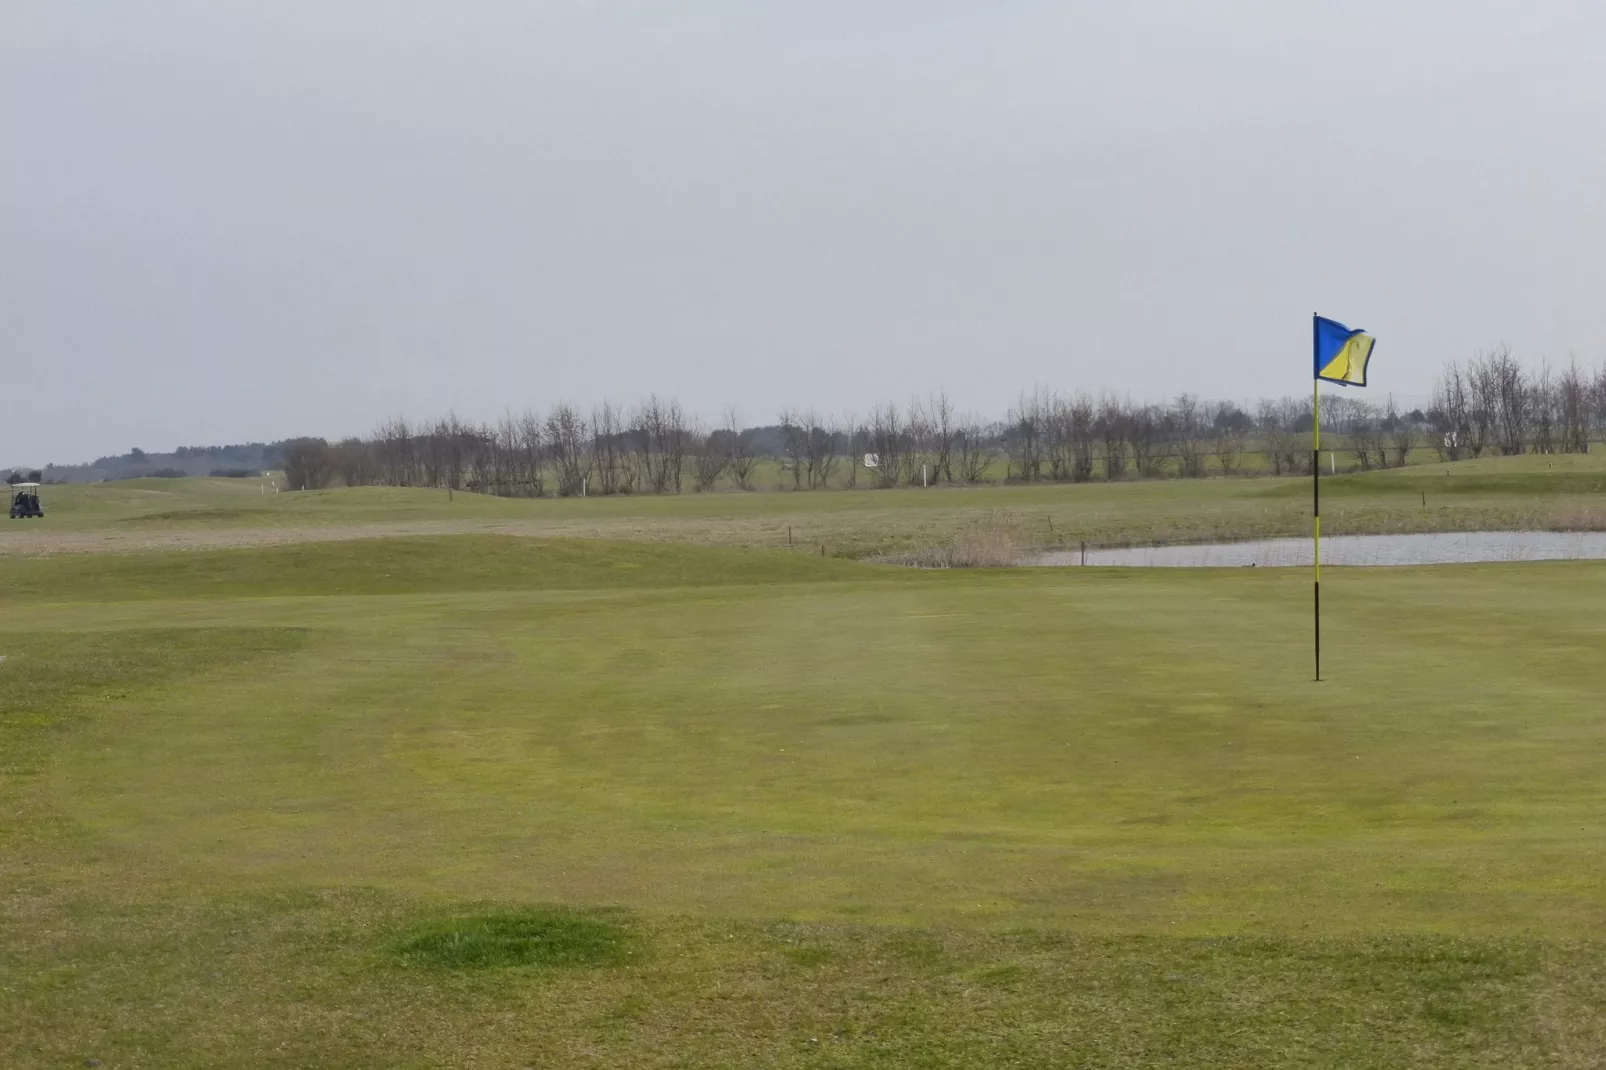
[1313, 316, 1374, 387]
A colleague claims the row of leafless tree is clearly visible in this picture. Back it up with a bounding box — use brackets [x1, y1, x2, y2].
[1430, 349, 1606, 460]
[275, 358, 1606, 494]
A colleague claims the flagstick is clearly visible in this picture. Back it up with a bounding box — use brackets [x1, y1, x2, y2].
[1312, 355, 1322, 683]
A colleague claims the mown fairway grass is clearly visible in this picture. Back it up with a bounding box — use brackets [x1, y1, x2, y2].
[3, 536, 1606, 1066]
[9, 452, 1606, 560]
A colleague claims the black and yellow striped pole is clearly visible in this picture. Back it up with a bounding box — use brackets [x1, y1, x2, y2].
[1312, 316, 1322, 683]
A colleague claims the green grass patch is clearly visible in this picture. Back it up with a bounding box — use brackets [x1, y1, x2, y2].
[394, 908, 634, 970]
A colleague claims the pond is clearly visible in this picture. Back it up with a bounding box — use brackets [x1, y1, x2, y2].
[1030, 531, 1606, 568]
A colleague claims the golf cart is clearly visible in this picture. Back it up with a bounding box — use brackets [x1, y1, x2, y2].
[8, 482, 43, 519]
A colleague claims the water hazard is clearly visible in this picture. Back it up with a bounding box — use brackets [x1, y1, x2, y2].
[1031, 531, 1606, 568]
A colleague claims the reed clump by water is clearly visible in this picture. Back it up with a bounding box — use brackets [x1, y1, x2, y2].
[870, 511, 1030, 568]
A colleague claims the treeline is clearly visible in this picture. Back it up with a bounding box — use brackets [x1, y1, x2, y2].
[1430, 349, 1604, 459]
[276, 353, 1606, 496]
[36, 442, 283, 484]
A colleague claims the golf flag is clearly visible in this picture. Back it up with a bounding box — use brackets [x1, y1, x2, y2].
[1314, 316, 1374, 387]
[1310, 313, 1377, 683]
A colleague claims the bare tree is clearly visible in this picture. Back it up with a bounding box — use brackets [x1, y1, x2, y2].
[418, 420, 443, 487]
[282, 437, 336, 490]
[634, 395, 687, 494]
[625, 404, 653, 493]
[723, 408, 759, 491]
[1257, 400, 1287, 476]
[1465, 351, 1501, 457]
[546, 402, 591, 496]
[1485, 346, 1529, 455]
[1385, 396, 1417, 468]
[662, 399, 689, 493]
[955, 419, 994, 483]
[1098, 396, 1129, 480]
[421, 413, 472, 490]
[334, 437, 376, 486]
[481, 417, 515, 496]
[689, 420, 730, 491]
[1129, 404, 1165, 478]
[1068, 394, 1096, 481]
[1530, 361, 1558, 455]
[902, 397, 933, 486]
[372, 417, 417, 486]
[814, 419, 842, 489]
[1344, 398, 1388, 471]
[867, 402, 907, 489]
[1044, 393, 1073, 482]
[778, 409, 808, 489]
[591, 402, 628, 494]
[1005, 390, 1046, 482]
[462, 421, 496, 493]
[1172, 393, 1207, 478]
[928, 391, 958, 483]
[787, 409, 838, 490]
[1594, 365, 1606, 445]
[1321, 395, 1368, 471]
[514, 409, 545, 497]
[1558, 359, 1591, 454]
[1258, 399, 1300, 476]
[842, 415, 865, 488]
[1209, 403, 1247, 476]
[1430, 362, 1471, 461]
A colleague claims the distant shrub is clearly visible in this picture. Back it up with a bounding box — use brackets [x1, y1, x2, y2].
[148, 468, 187, 478]
[210, 468, 257, 478]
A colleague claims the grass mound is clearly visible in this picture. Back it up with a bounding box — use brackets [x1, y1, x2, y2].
[395, 909, 633, 970]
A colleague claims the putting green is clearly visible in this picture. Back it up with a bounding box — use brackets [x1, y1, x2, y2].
[4, 537, 1605, 1066]
[10, 537, 1606, 934]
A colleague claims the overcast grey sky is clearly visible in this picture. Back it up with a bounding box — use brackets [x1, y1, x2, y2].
[5, 1, 1604, 464]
